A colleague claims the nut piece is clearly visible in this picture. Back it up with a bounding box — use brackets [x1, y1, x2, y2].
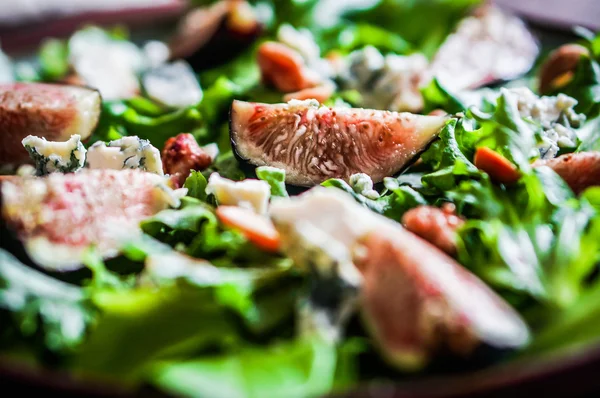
[402, 204, 464, 256]
[539, 44, 590, 95]
[161, 133, 214, 187]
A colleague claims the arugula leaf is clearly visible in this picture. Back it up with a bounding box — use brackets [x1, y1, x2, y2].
[343, 0, 482, 57]
[470, 90, 537, 171]
[420, 118, 482, 192]
[72, 251, 301, 381]
[148, 337, 339, 398]
[184, 171, 209, 202]
[38, 39, 69, 81]
[256, 166, 289, 197]
[202, 151, 246, 181]
[0, 249, 96, 354]
[92, 101, 204, 148]
[72, 283, 240, 380]
[420, 78, 466, 115]
[325, 23, 412, 55]
[525, 274, 600, 356]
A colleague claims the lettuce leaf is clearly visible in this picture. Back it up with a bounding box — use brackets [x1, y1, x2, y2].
[0, 249, 96, 355]
[148, 337, 339, 398]
[256, 166, 289, 197]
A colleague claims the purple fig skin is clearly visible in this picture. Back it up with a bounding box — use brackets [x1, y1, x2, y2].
[230, 99, 447, 186]
[0, 83, 101, 167]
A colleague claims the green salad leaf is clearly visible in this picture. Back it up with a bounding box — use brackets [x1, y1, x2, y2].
[0, 249, 96, 354]
[148, 337, 339, 398]
[38, 39, 69, 81]
[256, 166, 289, 197]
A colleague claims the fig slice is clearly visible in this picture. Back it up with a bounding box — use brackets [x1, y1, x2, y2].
[1, 169, 180, 271]
[269, 187, 529, 369]
[0, 83, 101, 168]
[230, 99, 447, 186]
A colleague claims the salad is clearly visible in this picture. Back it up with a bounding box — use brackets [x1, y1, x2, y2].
[1, 0, 600, 397]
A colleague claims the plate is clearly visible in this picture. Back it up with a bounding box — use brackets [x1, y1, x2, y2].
[0, 2, 598, 397]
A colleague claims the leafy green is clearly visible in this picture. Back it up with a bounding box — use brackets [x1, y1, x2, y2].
[421, 78, 466, 115]
[140, 200, 283, 266]
[325, 23, 412, 55]
[92, 100, 203, 148]
[551, 55, 600, 120]
[38, 39, 69, 81]
[343, 0, 483, 57]
[0, 249, 96, 354]
[256, 166, 289, 197]
[202, 151, 246, 181]
[82, 247, 135, 291]
[420, 118, 481, 192]
[184, 171, 209, 202]
[148, 337, 339, 398]
[72, 251, 301, 381]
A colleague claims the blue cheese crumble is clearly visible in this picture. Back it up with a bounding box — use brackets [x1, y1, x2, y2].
[86, 136, 163, 175]
[336, 46, 428, 112]
[22, 134, 86, 175]
[504, 88, 585, 159]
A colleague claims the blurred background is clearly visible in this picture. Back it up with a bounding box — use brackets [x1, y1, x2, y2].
[0, 0, 599, 54]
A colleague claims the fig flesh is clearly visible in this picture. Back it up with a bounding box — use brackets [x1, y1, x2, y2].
[269, 187, 529, 369]
[1, 169, 180, 271]
[0, 83, 101, 168]
[230, 99, 447, 186]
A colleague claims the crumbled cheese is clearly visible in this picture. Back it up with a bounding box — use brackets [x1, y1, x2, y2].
[142, 40, 171, 68]
[154, 183, 187, 209]
[16, 164, 36, 177]
[86, 136, 164, 175]
[69, 27, 148, 100]
[287, 98, 320, 109]
[349, 173, 380, 200]
[338, 46, 427, 112]
[22, 134, 86, 175]
[205, 173, 271, 214]
[142, 61, 203, 108]
[429, 6, 539, 92]
[504, 88, 584, 159]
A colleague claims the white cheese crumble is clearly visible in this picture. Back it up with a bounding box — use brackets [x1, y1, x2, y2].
[69, 27, 148, 100]
[504, 87, 584, 159]
[22, 134, 86, 175]
[429, 6, 538, 92]
[142, 40, 171, 69]
[205, 173, 271, 215]
[86, 136, 164, 175]
[338, 46, 428, 112]
[142, 60, 203, 108]
[349, 173, 380, 200]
